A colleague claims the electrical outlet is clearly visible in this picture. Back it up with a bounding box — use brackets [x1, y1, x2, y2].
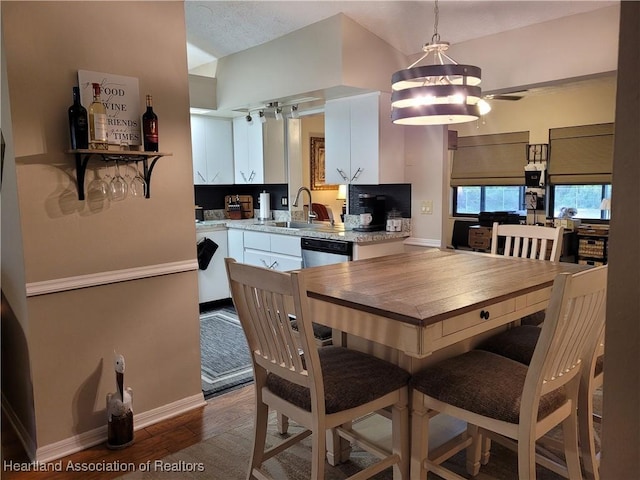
[421, 200, 433, 215]
[281, 196, 288, 207]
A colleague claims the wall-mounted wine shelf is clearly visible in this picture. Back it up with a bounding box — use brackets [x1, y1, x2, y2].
[67, 149, 172, 200]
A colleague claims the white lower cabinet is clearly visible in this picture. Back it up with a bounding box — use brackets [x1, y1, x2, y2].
[196, 228, 229, 303]
[243, 231, 302, 271]
[227, 228, 244, 262]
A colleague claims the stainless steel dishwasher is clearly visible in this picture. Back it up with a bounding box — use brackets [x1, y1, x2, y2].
[301, 237, 353, 267]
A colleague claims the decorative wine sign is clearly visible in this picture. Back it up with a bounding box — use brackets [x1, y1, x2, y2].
[78, 70, 141, 148]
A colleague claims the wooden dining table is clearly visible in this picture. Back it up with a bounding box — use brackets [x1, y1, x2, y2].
[303, 248, 587, 363]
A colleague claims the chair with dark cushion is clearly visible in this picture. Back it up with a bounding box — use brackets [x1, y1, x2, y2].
[479, 324, 605, 480]
[409, 265, 607, 480]
[225, 258, 410, 480]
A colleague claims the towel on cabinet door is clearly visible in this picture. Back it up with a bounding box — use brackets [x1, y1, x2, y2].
[197, 237, 219, 270]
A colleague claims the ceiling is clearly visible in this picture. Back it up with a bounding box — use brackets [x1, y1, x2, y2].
[184, 0, 617, 72]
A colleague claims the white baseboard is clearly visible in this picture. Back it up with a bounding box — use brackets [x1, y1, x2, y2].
[1, 392, 37, 461]
[403, 236, 442, 248]
[26, 260, 198, 297]
[30, 392, 205, 463]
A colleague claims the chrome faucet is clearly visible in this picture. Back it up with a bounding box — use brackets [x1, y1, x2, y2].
[292, 186, 315, 223]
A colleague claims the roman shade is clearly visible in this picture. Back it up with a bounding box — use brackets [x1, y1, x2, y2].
[451, 131, 529, 186]
[548, 123, 614, 184]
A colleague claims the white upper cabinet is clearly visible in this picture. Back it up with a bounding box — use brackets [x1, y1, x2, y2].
[232, 117, 286, 184]
[190, 115, 234, 185]
[325, 91, 404, 185]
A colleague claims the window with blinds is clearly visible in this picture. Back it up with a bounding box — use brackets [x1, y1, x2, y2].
[450, 131, 530, 186]
[548, 123, 614, 184]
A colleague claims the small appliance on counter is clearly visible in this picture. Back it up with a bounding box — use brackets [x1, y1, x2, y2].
[353, 193, 386, 232]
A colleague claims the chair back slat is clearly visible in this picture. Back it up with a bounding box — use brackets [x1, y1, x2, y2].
[491, 222, 564, 262]
[527, 266, 607, 397]
[226, 259, 320, 388]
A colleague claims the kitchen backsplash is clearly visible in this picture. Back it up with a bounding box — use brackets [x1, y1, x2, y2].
[348, 184, 412, 217]
[195, 183, 412, 219]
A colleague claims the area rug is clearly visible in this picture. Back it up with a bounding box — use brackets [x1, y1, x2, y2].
[200, 310, 253, 398]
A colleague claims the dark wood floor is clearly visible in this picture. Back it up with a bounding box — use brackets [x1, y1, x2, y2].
[1, 385, 255, 480]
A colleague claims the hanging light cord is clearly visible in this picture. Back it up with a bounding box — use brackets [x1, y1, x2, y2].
[432, 0, 440, 44]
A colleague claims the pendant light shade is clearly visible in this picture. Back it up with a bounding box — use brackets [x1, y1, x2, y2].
[391, 1, 486, 125]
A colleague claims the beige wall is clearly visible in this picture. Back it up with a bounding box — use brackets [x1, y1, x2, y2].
[1, 1, 202, 457]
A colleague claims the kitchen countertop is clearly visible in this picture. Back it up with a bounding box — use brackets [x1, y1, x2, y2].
[195, 219, 410, 244]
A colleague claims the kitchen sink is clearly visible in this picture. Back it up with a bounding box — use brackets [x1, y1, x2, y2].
[256, 221, 345, 232]
[273, 221, 317, 229]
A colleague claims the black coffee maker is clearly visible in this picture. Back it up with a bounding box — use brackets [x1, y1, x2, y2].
[353, 194, 386, 232]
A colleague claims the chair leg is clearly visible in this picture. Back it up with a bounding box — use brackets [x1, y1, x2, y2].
[578, 384, 600, 480]
[481, 435, 491, 465]
[562, 412, 583, 480]
[312, 420, 327, 480]
[517, 430, 537, 480]
[465, 424, 482, 476]
[392, 393, 410, 480]
[326, 422, 352, 466]
[249, 400, 269, 480]
[277, 412, 289, 435]
[410, 395, 429, 480]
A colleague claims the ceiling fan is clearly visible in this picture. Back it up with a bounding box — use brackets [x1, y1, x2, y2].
[484, 91, 527, 101]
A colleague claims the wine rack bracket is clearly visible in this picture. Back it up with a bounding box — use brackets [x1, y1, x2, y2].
[68, 149, 172, 200]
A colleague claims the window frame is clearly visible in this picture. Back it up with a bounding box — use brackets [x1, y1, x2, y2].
[548, 183, 612, 223]
[452, 185, 527, 218]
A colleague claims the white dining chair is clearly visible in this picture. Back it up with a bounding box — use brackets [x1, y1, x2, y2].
[491, 222, 564, 262]
[225, 258, 410, 480]
[409, 265, 607, 480]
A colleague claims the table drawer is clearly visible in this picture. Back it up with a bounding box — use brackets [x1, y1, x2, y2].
[442, 298, 516, 336]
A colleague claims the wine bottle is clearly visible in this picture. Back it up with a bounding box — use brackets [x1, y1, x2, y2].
[142, 95, 158, 152]
[88, 83, 108, 150]
[68, 86, 88, 149]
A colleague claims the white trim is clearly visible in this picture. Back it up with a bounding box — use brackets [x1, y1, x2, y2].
[1, 392, 37, 461]
[25, 260, 199, 297]
[33, 393, 206, 463]
[403, 236, 442, 248]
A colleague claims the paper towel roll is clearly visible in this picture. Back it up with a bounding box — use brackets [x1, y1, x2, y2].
[259, 192, 271, 220]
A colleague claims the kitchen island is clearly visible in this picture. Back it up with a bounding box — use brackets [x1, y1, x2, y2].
[195, 218, 410, 303]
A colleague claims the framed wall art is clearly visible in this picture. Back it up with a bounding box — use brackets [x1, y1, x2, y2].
[310, 136, 337, 191]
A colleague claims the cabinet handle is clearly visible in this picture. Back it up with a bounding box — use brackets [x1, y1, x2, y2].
[351, 167, 363, 182]
[240, 171, 248, 182]
[336, 168, 349, 181]
[210, 171, 220, 183]
[249, 170, 256, 182]
[197, 171, 206, 182]
[480, 310, 490, 320]
[260, 259, 279, 270]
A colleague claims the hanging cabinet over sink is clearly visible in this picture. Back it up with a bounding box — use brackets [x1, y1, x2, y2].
[324, 91, 404, 185]
[232, 116, 286, 184]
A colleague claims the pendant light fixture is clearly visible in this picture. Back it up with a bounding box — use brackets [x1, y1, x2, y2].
[391, 0, 488, 125]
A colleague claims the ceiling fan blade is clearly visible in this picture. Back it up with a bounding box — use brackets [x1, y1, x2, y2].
[489, 95, 523, 101]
